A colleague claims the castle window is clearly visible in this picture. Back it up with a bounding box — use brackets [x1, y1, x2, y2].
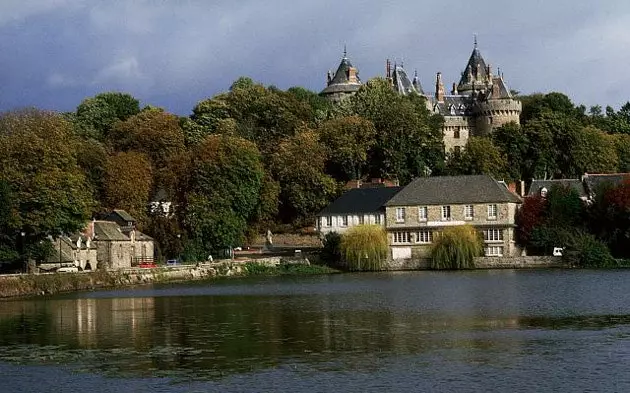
[454, 127, 461, 139]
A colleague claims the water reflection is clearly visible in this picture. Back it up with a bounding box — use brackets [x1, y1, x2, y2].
[0, 270, 629, 384]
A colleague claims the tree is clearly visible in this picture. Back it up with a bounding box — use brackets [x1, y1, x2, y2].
[340, 225, 388, 271]
[348, 78, 444, 183]
[108, 108, 185, 169]
[269, 129, 337, 225]
[492, 122, 529, 181]
[0, 109, 94, 262]
[569, 126, 618, 175]
[515, 195, 547, 246]
[430, 225, 483, 269]
[179, 134, 265, 256]
[103, 152, 153, 222]
[75, 92, 140, 140]
[317, 116, 376, 181]
[445, 137, 509, 180]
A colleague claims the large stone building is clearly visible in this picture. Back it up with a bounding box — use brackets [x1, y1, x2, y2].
[321, 40, 522, 152]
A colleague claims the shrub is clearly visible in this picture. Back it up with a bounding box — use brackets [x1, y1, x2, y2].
[339, 225, 388, 271]
[430, 225, 483, 270]
[320, 232, 342, 266]
[564, 232, 616, 268]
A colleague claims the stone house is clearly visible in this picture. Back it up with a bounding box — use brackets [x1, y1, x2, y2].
[43, 235, 98, 272]
[384, 175, 522, 260]
[316, 186, 402, 237]
[91, 218, 154, 270]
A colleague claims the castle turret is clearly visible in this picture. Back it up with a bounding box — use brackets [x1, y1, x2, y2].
[391, 63, 423, 95]
[457, 38, 490, 95]
[435, 72, 445, 102]
[474, 74, 522, 136]
[320, 47, 362, 103]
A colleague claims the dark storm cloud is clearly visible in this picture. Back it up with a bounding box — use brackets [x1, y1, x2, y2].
[1, 0, 630, 115]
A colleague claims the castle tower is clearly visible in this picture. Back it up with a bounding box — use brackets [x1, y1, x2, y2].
[473, 74, 522, 136]
[457, 38, 492, 95]
[320, 47, 362, 103]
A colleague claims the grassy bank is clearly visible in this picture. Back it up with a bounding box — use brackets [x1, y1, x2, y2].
[243, 262, 340, 276]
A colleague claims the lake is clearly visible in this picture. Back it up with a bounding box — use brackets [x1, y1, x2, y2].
[1, 269, 629, 392]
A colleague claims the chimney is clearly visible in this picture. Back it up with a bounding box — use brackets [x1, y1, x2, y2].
[451, 82, 458, 95]
[508, 182, 517, 194]
[435, 72, 445, 102]
[348, 67, 358, 83]
[386, 59, 391, 80]
[327, 70, 332, 85]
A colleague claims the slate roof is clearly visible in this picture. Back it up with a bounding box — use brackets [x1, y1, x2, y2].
[320, 54, 362, 95]
[428, 95, 472, 116]
[583, 173, 630, 196]
[385, 175, 522, 206]
[93, 221, 129, 241]
[527, 179, 587, 198]
[111, 209, 136, 222]
[457, 45, 488, 92]
[392, 65, 422, 95]
[318, 187, 403, 216]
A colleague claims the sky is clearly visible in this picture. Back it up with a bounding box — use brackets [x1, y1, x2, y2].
[1, 0, 630, 116]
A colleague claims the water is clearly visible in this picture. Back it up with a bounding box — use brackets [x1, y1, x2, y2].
[1, 270, 629, 392]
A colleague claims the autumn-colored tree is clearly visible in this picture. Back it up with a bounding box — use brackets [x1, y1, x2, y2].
[515, 194, 547, 246]
[103, 152, 153, 222]
[0, 109, 94, 263]
[270, 129, 337, 225]
[108, 108, 185, 169]
[317, 115, 376, 181]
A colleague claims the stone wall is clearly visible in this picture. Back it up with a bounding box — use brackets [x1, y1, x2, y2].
[474, 256, 566, 269]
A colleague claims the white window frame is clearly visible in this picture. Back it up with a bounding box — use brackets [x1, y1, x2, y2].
[483, 229, 503, 242]
[418, 206, 427, 221]
[324, 216, 332, 227]
[415, 230, 433, 244]
[395, 207, 406, 223]
[485, 246, 503, 257]
[441, 205, 451, 221]
[375, 214, 381, 224]
[488, 204, 498, 220]
[393, 231, 410, 244]
[464, 205, 474, 220]
[358, 215, 364, 225]
[341, 215, 348, 227]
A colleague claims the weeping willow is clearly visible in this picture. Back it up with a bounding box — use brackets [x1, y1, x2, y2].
[340, 225, 388, 271]
[430, 225, 483, 270]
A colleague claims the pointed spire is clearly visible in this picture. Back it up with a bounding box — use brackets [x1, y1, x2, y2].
[474, 34, 478, 49]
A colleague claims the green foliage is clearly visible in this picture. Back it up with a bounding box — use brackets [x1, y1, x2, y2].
[546, 184, 584, 228]
[563, 232, 616, 268]
[75, 92, 140, 140]
[492, 122, 528, 182]
[270, 129, 337, 225]
[348, 78, 444, 183]
[446, 137, 509, 180]
[0, 109, 94, 240]
[430, 225, 483, 270]
[320, 232, 342, 265]
[339, 225, 388, 271]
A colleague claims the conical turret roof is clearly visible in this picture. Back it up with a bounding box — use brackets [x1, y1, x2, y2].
[320, 49, 362, 97]
[457, 41, 490, 94]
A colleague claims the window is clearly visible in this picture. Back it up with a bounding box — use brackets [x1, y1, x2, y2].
[464, 205, 474, 220]
[341, 215, 348, 227]
[324, 216, 332, 227]
[358, 215, 364, 225]
[454, 127, 461, 139]
[483, 229, 503, 242]
[393, 231, 410, 244]
[415, 230, 433, 244]
[395, 207, 406, 223]
[441, 205, 451, 221]
[488, 204, 497, 220]
[375, 214, 381, 224]
[418, 206, 427, 221]
[485, 246, 503, 256]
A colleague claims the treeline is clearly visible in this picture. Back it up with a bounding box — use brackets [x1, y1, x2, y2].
[0, 77, 444, 264]
[2, 76, 630, 265]
[448, 93, 630, 180]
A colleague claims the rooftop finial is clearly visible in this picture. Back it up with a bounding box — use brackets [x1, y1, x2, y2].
[474, 34, 478, 49]
[343, 44, 347, 58]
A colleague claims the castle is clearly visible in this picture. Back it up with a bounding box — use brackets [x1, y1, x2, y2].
[320, 40, 522, 152]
